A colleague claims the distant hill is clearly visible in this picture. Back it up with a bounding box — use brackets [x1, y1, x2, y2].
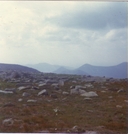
[26, 63, 60, 72]
[0, 63, 39, 73]
[26, 63, 74, 73]
[78, 62, 128, 78]
[25, 62, 128, 78]
[54, 66, 89, 75]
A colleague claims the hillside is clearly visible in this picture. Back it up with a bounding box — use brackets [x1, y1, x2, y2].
[26, 63, 61, 72]
[78, 62, 128, 78]
[54, 66, 88, 75]
[0, 63, 39, 73]
[26, 63, 74, 73]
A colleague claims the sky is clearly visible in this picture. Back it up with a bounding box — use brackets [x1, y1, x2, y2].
[0, 1, 127, 68]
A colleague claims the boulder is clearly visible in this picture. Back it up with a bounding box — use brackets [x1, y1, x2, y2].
[50, 94, 58, 98]
[70, 87, 86, 95]
[3, 102, 15, 107]
[18, 86, 30, 91]
[117, 88, 124, 93]
[27, 100, 37, 103]
[62, 91, 69, 95]
[81, 91, 98, 97]
[22, 92, 30, 97]
[51, 83, 58, 87]
[79, 89, 86, 94]
[31, 86, 39, 90]
[85, 83, 94, 88]
[38, 83, 46, 87]
[70, 88, 79, 94]
[0, 90, 13, 94]
[75, 85, 86, 90]
[18, 98, 23, 102]
[38, 89, 48, 96]
[2, 118, 14, 126]
[59, 80, 64, 86]
[4, 88, 16, 92]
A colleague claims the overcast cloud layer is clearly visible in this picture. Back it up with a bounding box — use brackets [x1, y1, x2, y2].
[0, 2, 127, 67]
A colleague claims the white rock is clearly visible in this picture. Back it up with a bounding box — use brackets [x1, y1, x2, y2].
[38, 89, 47, 96]
[117, 89, 124, 93]
[85, 83, 94, 88]
[53, 108, 58, 113]
[101, 90, 106, 93]
[72, 80, 77, 83]
[0, 90, 13, 94]
[70, 88, 79, 94]
[51, 83, 58, 87]
[18, 98, 23, 102]
[59, 80, 64, 86]
[84, 97, 92, 100]
[116, 105, 122, 108]
[85, 131, 98, 134]
[38, 83, 46, 87]
[18, 86, 27, 91]
[22, 92, 30, 97]
[81, 91, 98, 97]
[2, 118, 14, 126]
[79, 89, 86, 94]
[124, 100, 128, 103]
[27, 100, 37, 103]
[62, 91, 69, 95]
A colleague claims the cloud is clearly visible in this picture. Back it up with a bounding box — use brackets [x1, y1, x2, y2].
[0, 2, 127, 67]
[49, 2, 127, 30]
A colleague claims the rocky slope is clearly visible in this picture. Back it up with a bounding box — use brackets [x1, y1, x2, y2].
[0, 70, 127, 133]
[0, 63, 39, 73]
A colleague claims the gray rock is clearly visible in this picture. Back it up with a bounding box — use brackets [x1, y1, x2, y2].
[38, 83, 46, 87]
[81, 91, 98, 97]
[3, 102, 15, 107]
[124, 100, 128, 103]
[62, 91, 69, 95]
[38, 89, 48, 96]
[117, 88, 124, 93]
[85, 83, 94, 88]
[79, 89, 86, 94]
[18, 86, 29, 91]
[31, 86, 39, 90]
[51, 83, 58, 87]
[0, 90, 13, 94]
[18, 98, 23, 102]
[2, 118, 14, 126]
[4, 88, 16, 92]
[70, 88, 79, 94]
[22, 92, 30, 97]
[27, 99, 37, 103]
[59, 80, 64, 86]
[50, 94, 57, 98]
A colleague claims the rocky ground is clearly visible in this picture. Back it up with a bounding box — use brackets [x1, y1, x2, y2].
[0, 71, 127, 133]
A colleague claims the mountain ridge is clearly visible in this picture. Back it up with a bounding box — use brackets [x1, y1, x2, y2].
[78, 62, 128, 78]
[0, 63, 39, 73]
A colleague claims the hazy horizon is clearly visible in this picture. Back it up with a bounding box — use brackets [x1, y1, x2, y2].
[0, 2, 127, 68]
[0, 61, 127, 69]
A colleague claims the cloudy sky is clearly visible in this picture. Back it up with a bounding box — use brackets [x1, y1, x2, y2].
[0, 2, 127, 67]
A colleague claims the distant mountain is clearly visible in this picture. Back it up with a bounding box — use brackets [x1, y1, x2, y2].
[78, 62, 128, 78]
[0, 63, 39, 73]
[54, 66, 88, 75]
[26, 63, 60, 72]
[26, 63, 74, 73]
[25, 62, 128, 78]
